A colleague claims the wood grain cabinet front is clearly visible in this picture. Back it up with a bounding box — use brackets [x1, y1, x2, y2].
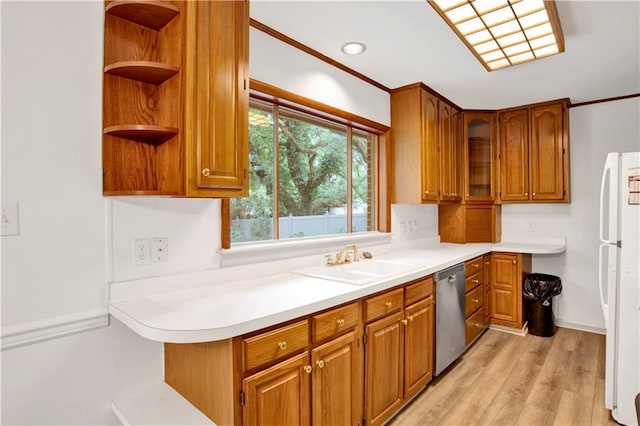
[497, 99, 569, 203]
[489, 252, 532, 329]
[464, 256, 488, 346]
[390, 84, 461, 204]
[102, 0, 249, 197]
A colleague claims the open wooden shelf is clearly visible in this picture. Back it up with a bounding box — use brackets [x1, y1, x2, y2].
[104, 125, 178, 144]
[105, 61, 179, 85]
[105, 1, 179, 30]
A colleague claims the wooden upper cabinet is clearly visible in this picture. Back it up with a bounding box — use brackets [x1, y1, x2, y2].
[498, 100, 569, 203]
[102, 0, 249, 197]
[184, 0, 248, 197]
[390, 84, 462, 204]
[530, 103, 567, 201]
[463, 112, 496, 203]
[422, 91, 440, 202]
[498, 108, 530, 202]
[439, 102, 459, 202]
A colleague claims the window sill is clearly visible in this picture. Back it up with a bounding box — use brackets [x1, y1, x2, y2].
[218, 232, 392, 268]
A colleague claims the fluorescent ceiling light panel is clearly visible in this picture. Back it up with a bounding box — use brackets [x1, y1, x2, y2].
[429, 0, 565, 71]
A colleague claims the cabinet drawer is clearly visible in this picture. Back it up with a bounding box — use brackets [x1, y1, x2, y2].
[465, 285, 484, 317]
[243, 320, 309, 371]
[404, 276, 434, 306]
[465, 256, 484, 277]
[465, 307, 485, 346]
[465, 271, 483, 293]
[312, 302, 359, 343]
[363, 288, 404, 323]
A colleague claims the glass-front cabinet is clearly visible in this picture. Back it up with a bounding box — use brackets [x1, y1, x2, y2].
[463, 112, 495, 203]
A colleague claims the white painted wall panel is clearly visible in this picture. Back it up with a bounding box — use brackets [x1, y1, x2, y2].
[1, 1, 106, 326]
[250, 28, 390, 126]
[501, 97, 640, 331]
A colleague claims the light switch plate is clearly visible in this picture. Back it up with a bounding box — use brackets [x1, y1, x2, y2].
[1, 201, 20, 236]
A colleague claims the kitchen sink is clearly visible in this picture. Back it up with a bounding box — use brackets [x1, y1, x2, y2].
[294, 259, 419, 285]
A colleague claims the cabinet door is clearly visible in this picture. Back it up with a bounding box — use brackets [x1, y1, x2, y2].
[452, 107, 464, 201]
[421, 91, 439, 202]
[490, 253, 518, 323]
[483, 254, 491, 326]
[530, 103, 566, 201]
[404, 299, 433, 399]
[243, 352, 311, 426]
[311, 331, 362, 426]
[464, 112, 495, 202]
[184, 0, 249, 197]
[439, 101, 454, 201]
[499, 109, 529, 201]
[365, 311, 404, 426]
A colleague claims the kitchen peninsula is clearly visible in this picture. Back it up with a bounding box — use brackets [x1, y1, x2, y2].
[109, 236, 565, 426]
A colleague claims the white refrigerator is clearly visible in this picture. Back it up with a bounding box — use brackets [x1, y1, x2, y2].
[599, 151, 640, 426]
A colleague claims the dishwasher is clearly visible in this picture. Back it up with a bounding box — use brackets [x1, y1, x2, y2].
[435, 263, 466, 376]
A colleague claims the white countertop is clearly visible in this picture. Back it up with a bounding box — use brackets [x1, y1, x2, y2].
[109, 238, 565, 344]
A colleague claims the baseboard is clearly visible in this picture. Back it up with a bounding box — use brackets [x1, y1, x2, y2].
[555, 319, 605, 335]
[489, 321, 529, 336]
[1, 310, 109, 351]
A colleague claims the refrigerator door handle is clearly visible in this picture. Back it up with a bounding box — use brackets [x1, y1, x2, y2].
[600, 155, 613, 244]
[598, 242, 609, 318]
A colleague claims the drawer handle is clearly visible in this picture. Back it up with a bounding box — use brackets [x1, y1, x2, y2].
[472, 298, 479, 303]
[384, 302, 393, 308]
[485, 261, 490, 265]
[402, 319, 408, 326]
[473, 263, 479, 268]
[304, 365, 312, 374]
[278, 341, 287, 351]
[316, 360, 325, 368]
[473, 279, 479, 284]
[337, 318, 345, 327]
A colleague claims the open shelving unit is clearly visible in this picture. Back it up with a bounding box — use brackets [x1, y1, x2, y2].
[102, 0, 184, 195]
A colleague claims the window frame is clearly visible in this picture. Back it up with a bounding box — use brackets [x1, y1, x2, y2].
[221, 79, 390, 248]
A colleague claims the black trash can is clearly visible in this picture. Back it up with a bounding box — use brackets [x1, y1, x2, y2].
[523, 273, 562, 337]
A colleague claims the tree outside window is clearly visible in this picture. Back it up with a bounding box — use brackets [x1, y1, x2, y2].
[231, 100, 376, 243]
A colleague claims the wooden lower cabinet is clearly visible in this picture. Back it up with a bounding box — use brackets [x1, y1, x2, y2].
[365, 311, 405, 426]
[243, 352, 311, 426]
[403, 298, 433, 398]
[483, 254, 491, 326]
[364, 279, 435, 426]
[311, 331, 362, 426]
[490, 252, 532, 329]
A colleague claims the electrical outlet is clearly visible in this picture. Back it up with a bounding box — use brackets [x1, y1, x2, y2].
[151, 237, 168, 262]
[133, 239, 150, 266]
[527, 223, 535, 232]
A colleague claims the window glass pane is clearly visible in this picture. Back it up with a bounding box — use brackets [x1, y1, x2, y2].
[278, 113, 348, 239]
[352, 131, 375, 233]
[230, 104, 275, 243]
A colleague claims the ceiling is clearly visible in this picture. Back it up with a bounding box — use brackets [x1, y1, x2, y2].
[250, 1, 640, 110]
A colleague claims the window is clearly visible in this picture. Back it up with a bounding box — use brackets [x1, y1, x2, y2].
[230, 99, 378, 243]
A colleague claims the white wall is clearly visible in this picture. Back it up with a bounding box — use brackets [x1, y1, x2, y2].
[1, 3, 162, 424]
[250, 27, 390, 126]
[501, 97, 640, 332]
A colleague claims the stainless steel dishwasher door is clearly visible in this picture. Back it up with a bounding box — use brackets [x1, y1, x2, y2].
[435, 263, 466, 376]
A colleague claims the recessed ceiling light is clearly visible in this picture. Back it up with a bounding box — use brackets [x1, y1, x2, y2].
[341, 42, 367, 55]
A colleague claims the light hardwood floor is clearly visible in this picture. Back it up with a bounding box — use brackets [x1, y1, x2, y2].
[389, 328, 618, 426]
